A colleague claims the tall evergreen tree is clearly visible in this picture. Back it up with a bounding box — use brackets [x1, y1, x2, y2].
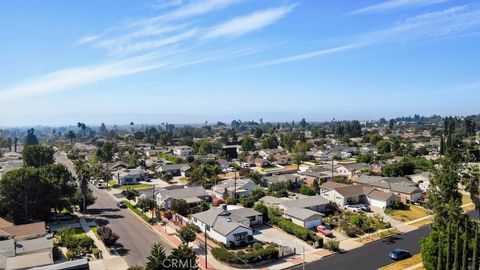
[446, 223, 451, 269]
[146, 243, 167, 270]
[472, 223, 478, 270]
[436, 236, 442, 270]
[453, 225, 460, 270]
[461, 222, 468, 270]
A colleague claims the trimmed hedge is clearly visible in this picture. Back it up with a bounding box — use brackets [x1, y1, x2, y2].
[124, 200, 155, 224]
[275, 217, 322, 246]
[212, 245, 279, 264]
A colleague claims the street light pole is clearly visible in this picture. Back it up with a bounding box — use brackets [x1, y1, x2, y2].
[204, 231, 208, 269]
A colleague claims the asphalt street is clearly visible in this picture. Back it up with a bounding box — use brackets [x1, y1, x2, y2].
[289, 211, 479, 270]
[55, 153, 174, 267]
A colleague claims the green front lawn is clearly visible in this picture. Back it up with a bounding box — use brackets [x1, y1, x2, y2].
[123, 200, 155, 224]
[117, 183, 153, 190]
[385, 205, 429, 222]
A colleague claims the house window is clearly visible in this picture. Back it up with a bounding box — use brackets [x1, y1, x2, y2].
[235, 234, 246, 241]
[248, 216, 255, 222]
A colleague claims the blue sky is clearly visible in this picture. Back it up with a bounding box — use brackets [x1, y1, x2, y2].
[1, 0, 480, 126]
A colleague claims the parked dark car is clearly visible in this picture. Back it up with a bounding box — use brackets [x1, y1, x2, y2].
[389, 248, 411, 261]
[117, 201, 127, 208]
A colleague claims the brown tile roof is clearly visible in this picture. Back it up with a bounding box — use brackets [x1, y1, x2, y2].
[320, 181, 348, 190]
[366, 189, 395, 201]
[333, 184, 374, 197]
[0, 222, 46, 240]
[0, 218, 13, 229]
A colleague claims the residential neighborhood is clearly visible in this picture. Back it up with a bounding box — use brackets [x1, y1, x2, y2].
[1, 1, 480, 270]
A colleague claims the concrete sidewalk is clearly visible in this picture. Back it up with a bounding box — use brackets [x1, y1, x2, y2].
[79, 216, 129, 270]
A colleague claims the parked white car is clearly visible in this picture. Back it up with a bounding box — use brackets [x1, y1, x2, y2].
[344, 205, 363, 212]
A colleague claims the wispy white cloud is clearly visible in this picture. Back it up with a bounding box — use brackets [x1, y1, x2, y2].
[245, 44, 364, 69]
[0, 54, 167, 102]
[249, 6, 480, 68]
[152, 0, 183, 10]
[131, 0, 243, 27]
[75, 34, 101, 46]
[350, 0, 447, 15]
[203, 4, 296, 39]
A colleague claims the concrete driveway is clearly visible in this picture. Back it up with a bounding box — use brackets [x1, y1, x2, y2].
[253, 224, 313, 252]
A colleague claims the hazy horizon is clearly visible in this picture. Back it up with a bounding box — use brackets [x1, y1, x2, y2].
[1, 0, 479, 126]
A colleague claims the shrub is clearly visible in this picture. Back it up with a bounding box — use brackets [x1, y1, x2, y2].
[253, 242, 262, 250]
[92, 248, 100, 258]
[212, 245, 279, 264]
[121, 188, 140, 200]
[97, 226, 119, 247]
[65, 251, 74, 260]
[324, 239, 340, 251]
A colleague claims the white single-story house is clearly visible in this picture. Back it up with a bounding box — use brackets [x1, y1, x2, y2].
[112, 168, 147, 185]
[212, 178, 257, 199]
[156, 164, 192, 177]
[283, 208, 323, 229]
[173, 146, 193, 157]
[321, 184, 397, 209]
[155, 186, 210, 209]
[355, 175, 423, 203]
[191, 205, 262, 247]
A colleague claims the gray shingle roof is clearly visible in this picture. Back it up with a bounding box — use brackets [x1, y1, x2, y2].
[284, 207, 323, 221]
[157, 186, 208, 201]
[192, 207, 252, 236]
[281, 195, 330, 209]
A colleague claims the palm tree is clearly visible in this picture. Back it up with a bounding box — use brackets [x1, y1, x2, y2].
[74, 160, 91, 213]
[145, 243, 167, 270]
[462, 165, 480, 216]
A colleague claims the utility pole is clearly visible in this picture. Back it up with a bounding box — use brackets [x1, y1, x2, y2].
[303, 246, 305, 270]
[152, 184, 156, 219]
[204, 231, 208, 269]
[233, 170, 237, 201]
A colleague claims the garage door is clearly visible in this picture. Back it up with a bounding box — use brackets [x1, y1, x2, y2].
[304, 219, 321, 229]
[369, 198, 387, 208]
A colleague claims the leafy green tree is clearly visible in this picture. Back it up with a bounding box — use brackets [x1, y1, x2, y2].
[436, 237, 442, 270]
[65, 131, 76, 144]
[266, 182, 288, 198]
[299, 185, 315, 196]
[24, 128, 39, 146]
[198, 201, 210, 212]
[241, 135, 255, 152]
[97, 225, 119, 247]
[0, 167, 51, 223]
[177, 225, 197, 244]
[137, 198, 156, 213]
[172, 199, 189, 216]
[376, 140, 391, 154]
[446, 223, 451, 269]
[22, 144, 55, 168]
[291, 141, 307, 169]
[146, 243, 167, 270]
[39, 164, 76, 212]
[261, 135, 279, 149]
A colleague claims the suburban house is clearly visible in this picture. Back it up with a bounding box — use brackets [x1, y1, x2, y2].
[409, 172, 431, 192]
[246, 157, 271, 168]
[173, 146, 193, 157]
[155, 186, 210, 209]
[354, 175, 423, 203]
[112, 167, 147, 185]
[260, 174, 304, 188]
[321, 184, 397, 208]
[191, 205, 262, 247]
[0, 220, 54, 270]
[274, 154, 290, 166]
[335, 163, 370, 179]
[157, 164, 192, 177]
[259, 194, 330, 228]
[258, 149, 282, 159]
[212, 178, 257, 199]
[283, 207, 324, 229]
